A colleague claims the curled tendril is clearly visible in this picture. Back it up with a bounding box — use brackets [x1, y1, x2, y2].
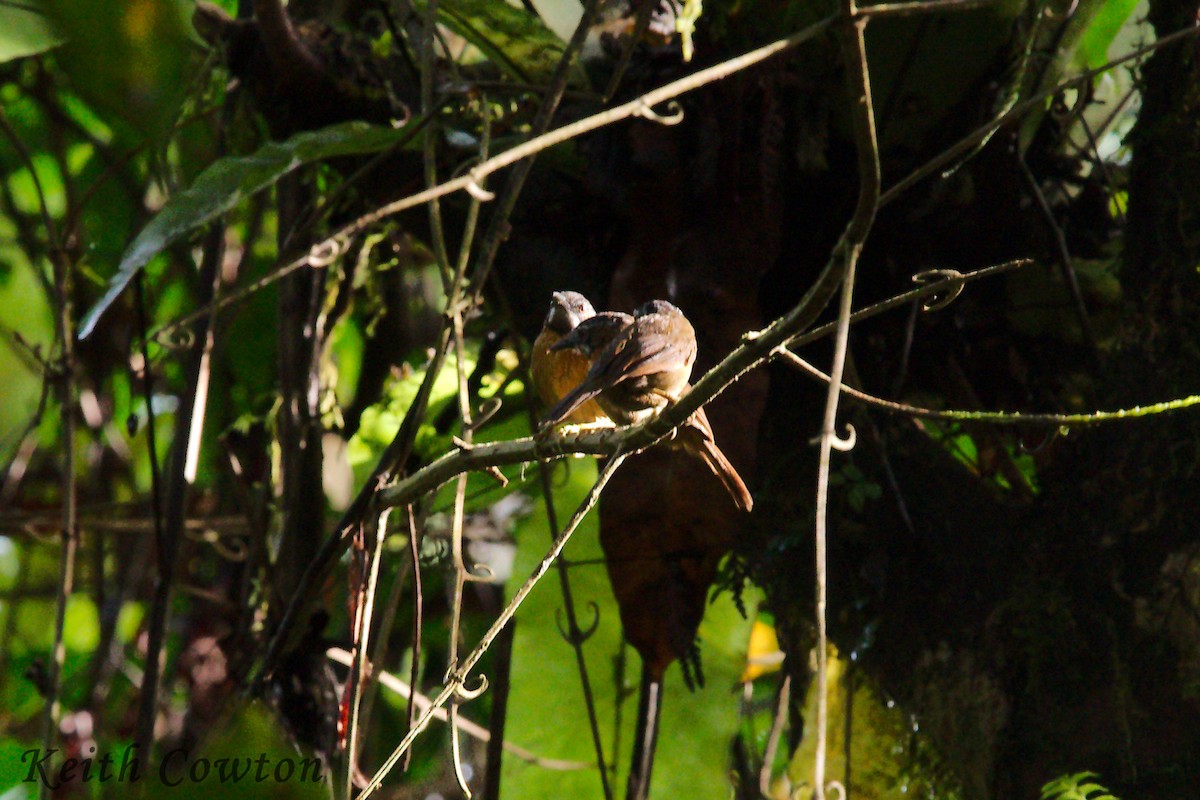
[464, 562, 495, 584]
[555, 601, 601, 644]
[465, 169, 495, 201]
[307, 237, 343, 267]
[452, 673, 489, 701]
[826, 781, 847, 800]
[828, 423, 857, 452]
[911, 268, 965, 311]
[634, 99, 685, 126]
[154, 326, 195, 351]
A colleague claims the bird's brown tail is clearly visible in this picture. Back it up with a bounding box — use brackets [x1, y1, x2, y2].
[696, 439, 754, 512]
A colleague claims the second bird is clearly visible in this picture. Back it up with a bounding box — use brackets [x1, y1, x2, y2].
[542, 299, 696, 426]
[543, 299, 753, 512]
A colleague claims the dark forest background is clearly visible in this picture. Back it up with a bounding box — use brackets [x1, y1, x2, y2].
[1, 0, 1199, 798]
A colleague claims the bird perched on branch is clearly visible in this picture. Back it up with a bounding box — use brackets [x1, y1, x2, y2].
[529, 291, 609, 426]
[542, 299, 696, 427]
[544, 299, 753, 512]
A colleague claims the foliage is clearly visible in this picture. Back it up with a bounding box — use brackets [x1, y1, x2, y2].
[1041, 772, 1120, 800]
[2, 0, 1199, 797]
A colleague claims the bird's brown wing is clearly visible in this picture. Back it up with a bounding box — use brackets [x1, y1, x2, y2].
[588, 314, 694, 387]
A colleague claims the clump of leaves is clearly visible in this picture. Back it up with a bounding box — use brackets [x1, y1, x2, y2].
[1040, 771, 1119, 800]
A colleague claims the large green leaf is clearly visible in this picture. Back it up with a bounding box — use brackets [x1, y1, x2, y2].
[501, 459, 756, 798]
[0, 3, 65, 63]
[78, 121, 415, 339]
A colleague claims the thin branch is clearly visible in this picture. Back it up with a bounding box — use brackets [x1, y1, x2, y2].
[360, 453, 628, 798]
[421, 0, 454, 291]
[812, 2, 881, 797]
[403, 503, 424, 773]
[527, 401, 613, 799]
[357, 543, 413, 763]
[758, 675, 791, 797]
[146, 15, 840, 348]
[343, 507, 391, 799]
[131, 273, 166, 585]
[375, 264, 1016, 512]
[858, 0, 999, 17]
[778, 348, 1200, 424]
[0, 106, 59, 248]
[133, 223, 225, 767]
[326, 648, 592, 770]
[6, 104, 80, 800]
[1017, 152, 1102, 367]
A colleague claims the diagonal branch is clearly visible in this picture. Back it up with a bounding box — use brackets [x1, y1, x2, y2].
[360, 453, 629, 797]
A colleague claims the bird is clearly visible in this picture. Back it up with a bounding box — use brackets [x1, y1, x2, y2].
[542, 299, 697, 427]
[544, 300, 753, 512]
[529, 291, 609, 426]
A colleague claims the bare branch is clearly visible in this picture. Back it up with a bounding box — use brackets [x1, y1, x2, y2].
[360, 453, 628, 797]
[778, 349, 1200, 425]
[326, 648, 592, 771]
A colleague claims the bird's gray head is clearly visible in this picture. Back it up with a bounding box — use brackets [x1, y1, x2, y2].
[633, 299, 681, 318]
[544, 291, 595, 334]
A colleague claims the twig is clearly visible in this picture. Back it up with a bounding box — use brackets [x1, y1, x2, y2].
[860, 0, 999, 16]
[777, 348, 1200, 425]
[357, 542, 413, 761]
[421, 0, 454, 291]
[481, 618, 516, 800]
[603, 0, 657, 102]
[1017, 152, 1102, 367]
[325, 648, 591, 770]
[133, 277, 166, 558]
[403, 503, 424, 772]
[444, 103, 494, 800]
[360, 453, 628, 798]
[758, 675, 791, 797]
[342, 507, 391, 799]
[133, 223, 225, 769]
[811, 3, 881, 797]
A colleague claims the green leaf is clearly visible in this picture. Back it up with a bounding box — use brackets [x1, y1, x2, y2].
[0, 3, 65, 63]
[1075, 0, 1140, 70]
[41, 0, 193, 140]
[501, 460, 756, 798]
[63, 593, 99, 652]
[78, 121, 415, 339]
[416, 0, 589, 87]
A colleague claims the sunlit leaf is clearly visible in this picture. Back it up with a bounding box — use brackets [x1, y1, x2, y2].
[0, 3, 65, 63]
[78, 121, 416, 339]
[415, 0, 590, 87]
[1075, 0, 1140, 70]
[61, 594, 99, 652]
